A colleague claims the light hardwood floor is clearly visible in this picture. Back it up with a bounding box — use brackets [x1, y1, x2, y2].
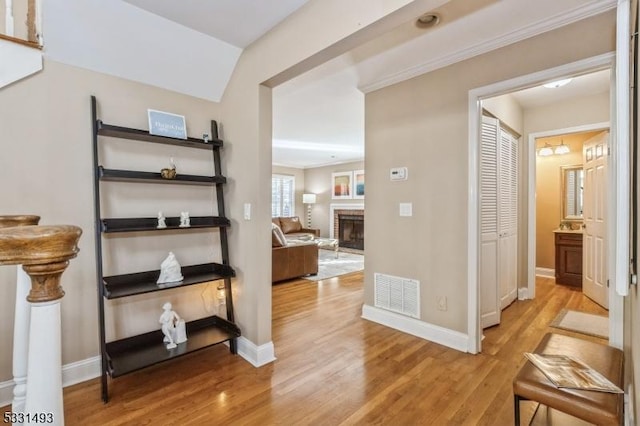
[2, 274, 606, 425]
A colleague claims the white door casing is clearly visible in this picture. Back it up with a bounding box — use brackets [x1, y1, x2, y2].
[583, 131, 609, 308]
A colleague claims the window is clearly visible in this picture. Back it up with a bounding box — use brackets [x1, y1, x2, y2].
[272, 174, 295, 217]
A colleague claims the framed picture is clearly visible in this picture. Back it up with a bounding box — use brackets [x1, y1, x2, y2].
[353, 170, 365, 199]
[332, 171, 353, 199]
[148, 109, 187, 139]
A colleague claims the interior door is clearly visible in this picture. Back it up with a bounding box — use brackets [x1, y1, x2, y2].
[480, 116, 500, 328]
[499, 128, 518, 309]
[583, 131, 608, 308]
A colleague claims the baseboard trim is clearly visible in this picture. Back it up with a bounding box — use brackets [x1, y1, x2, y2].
[361, 304, 469, 353]
[0, 356, 102, 407]
[536, 267, 555, 278]
[237, 337, 276, 367]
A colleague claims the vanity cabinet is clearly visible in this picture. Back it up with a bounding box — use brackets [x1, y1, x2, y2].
[554, 231, 583, 287]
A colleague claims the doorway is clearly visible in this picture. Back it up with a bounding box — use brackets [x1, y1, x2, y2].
[468, 53, 625, 353]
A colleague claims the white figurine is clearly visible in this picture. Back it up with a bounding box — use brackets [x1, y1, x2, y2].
[179, 211, 190, 227]
[157, 252, 184, 284]
[174, 319, 188, 344]
[157, 211, 167, 229]
[159, 302, 181, 349]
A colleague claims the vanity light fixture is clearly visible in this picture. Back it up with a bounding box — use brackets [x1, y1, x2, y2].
[554, 140, 570, 155]
[537, 140, 570, 156]
[538, 143, 554, 156]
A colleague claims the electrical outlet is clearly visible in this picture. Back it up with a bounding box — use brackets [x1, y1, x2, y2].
[437, 296, 447, 311]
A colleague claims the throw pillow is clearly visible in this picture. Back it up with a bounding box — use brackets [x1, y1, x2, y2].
[280, 216, 302, 234]
[272, 223, 287, 247]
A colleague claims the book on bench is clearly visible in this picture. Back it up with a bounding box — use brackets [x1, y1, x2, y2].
[524, 353, 623, 393]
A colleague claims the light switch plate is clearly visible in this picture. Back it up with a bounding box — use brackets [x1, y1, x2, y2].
[243, 203, 251, 220]
[399, 202, 412, 217]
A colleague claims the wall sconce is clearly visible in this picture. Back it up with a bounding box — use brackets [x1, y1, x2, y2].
[302, 193, 317, 228]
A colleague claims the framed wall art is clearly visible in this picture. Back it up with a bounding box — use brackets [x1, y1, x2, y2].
[331, 171, 353, 199]
[353, 170, 365, 199]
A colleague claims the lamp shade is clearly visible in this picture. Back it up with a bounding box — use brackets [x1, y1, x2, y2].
[303, 193, 317, 204]
[538, 145, 553, 156]
[554, 143, 570, 155]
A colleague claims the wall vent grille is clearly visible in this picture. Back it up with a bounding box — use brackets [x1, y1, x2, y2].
[374, 273, 420, 318]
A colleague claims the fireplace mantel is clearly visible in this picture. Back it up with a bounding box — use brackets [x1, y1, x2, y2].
[329, 203, 364, 239]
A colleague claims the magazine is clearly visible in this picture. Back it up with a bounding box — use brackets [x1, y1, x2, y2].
[524, 353, 623, 393]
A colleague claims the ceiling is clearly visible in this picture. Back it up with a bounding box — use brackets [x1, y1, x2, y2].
[43, 0, 616, 169]
[122, 0, 312, 48]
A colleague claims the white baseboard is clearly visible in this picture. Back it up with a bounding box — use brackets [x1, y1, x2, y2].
[237, 337, 276, 367]
[535, 267, 555, 278]
[0, 356, 101, 407]
[361, 304, 469, 353]
[518, 287, 529, 300]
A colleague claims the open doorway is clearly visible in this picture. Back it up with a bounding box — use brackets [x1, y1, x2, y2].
[468, 55, 624, 353]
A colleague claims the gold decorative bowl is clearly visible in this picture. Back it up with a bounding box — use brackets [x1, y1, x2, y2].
[160, 168, 177, 179]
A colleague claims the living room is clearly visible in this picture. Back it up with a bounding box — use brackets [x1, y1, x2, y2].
[1, 1, 639, 424]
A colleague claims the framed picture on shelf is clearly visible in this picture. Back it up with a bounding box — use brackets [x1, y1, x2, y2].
[332, 171, 353, 199]
[148, 109, 187, 139]
[353, 170, 365, 199]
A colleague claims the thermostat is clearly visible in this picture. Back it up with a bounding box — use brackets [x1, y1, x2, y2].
[390, 167, 408, 181]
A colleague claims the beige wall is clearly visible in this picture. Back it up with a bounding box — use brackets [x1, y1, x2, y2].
[303, 161, 364, 237]
[272, 165, 305, 218]
[365, 12, 615, 332]
[482, 93, 524, 136]
[535, 133, 597, 269]
[0, 59, 221, 382]
[0, 1, 29, 40]
[219, 0, 441, 346]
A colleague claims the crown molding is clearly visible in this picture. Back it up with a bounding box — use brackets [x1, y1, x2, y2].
[359, 0, 617, 93]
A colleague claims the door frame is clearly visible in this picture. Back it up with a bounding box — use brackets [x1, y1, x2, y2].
[467, 52, 625, 353]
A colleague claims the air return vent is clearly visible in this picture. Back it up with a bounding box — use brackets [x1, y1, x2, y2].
[374, 273, 420, 318]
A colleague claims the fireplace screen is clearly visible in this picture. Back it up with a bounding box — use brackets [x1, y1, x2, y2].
[338, 214, 364, 250]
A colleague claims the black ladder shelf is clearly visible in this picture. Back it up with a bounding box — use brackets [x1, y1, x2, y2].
[91, 96, 240, 403]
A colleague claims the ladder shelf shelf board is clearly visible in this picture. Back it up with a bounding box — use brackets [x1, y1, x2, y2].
[102, 263, 236, 299]
[101, 216, 230, 233]
[106, 315, 241, 378]
[91, 95, 238, 402]
[96, 121, 223, 148]
[98, 167, 226, 185]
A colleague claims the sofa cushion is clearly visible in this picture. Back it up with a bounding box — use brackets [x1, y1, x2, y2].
[272, 217, 281, 227]
[271, 223, 287, 247]
[280, 216, 302, 234]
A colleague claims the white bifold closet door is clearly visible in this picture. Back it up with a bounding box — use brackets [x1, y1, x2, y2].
[480, 116, 518, 329]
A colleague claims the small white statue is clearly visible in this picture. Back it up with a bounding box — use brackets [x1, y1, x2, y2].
[157, 252, 183, 284]
[157, 211, 167, 229]
[159, 302, 181, 349]
[179, 211, 190, 227]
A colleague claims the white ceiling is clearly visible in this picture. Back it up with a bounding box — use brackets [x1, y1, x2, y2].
[43, 0, 616, 168]
[122, 0, 311, 48]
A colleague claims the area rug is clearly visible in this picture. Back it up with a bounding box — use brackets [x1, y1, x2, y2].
[550, 309, 609, 339]
[304, 250, 364, 281]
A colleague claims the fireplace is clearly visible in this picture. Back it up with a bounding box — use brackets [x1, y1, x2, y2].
[338, 214, 364, 250]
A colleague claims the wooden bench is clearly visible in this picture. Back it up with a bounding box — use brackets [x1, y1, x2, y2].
[513, 333, 623, 425]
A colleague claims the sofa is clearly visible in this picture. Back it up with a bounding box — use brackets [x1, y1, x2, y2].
[272, 222, 318, 282]
[272, 216, 320, 240]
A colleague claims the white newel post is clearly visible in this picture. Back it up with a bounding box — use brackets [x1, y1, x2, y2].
[24, 298, 63, 424]
[0, 224, 81, 426]
[0, 216, 40, 419]
[5, 0, 14, 36]
[12, 267, 31, 413]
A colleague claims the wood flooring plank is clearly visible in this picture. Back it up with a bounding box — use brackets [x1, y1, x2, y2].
[1, 274, 609, 425]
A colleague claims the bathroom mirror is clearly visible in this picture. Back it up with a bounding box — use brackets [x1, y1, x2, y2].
[561, 165, 584, 221]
